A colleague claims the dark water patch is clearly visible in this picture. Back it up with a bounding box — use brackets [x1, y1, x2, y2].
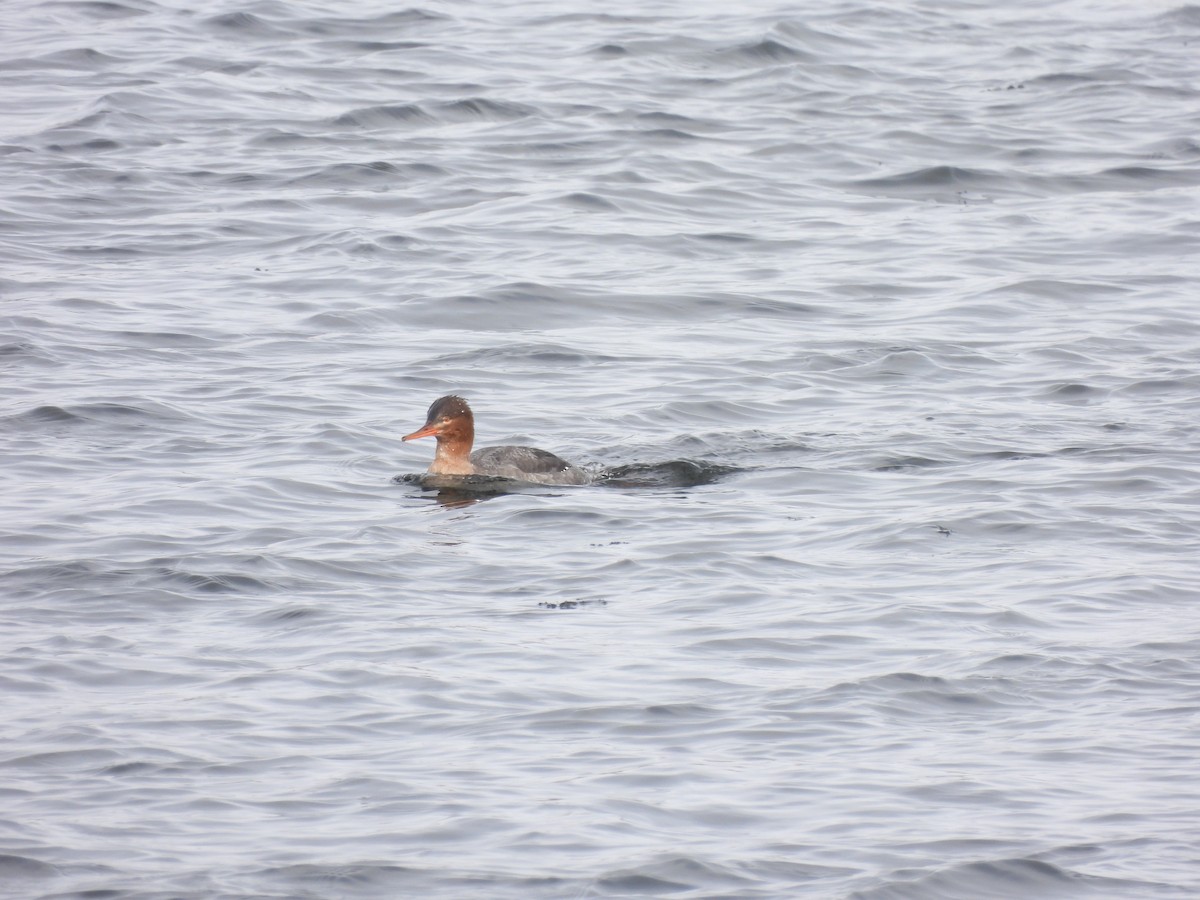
[1, 401, 183, 431]
[330, 103, 437, 128]
[0, 748, 120, 770]
[850, 160, 1200, 202]
[689, 231, 757, 244]
[377, 233, 418, 248]
[499, 508, 613, 527]
[469, 140, 610, 166]
[181, 169, 274, 188]
[1, 560, 121, 599]
[537, 599, 608, 610]
[982, 278, 1130, 301]
[835, 348, 958, 379]
[99, 760, 158, 776]
[54, 1, 150, 19]
[401, 282, 740, 329]
[203, 11, 290, 38]
[771, 20, 867, 52]
[425, 342, 617, 368]
[821, 672, 1006, 715]
[1128, 315, 1200, 338]
[633, 110, 709, 128]
[168, 55, 261, 76]
[48, 137, 122, 153]
[1042, 382, 1105, 402]
[658, 398, 772, 425]
[596, 873, 689, 893]
[843, 165, 1013, 200]
[255, 605, 323, 624]
[851, 856, 1176, 900]
[714, 37, 817, 66]
[438, 97, 537, 122]
[638, 127, 703, 142]
[1143, 137, 1200, 161]
[611, 110, 731, 138]
[260, 862, 418, 891]
[742, 296, 818, 317]
[62, 244, 146, 258]
[848, 163, 1200, 201]
[299, 8, 450, 36]
[1, 404, 81, 426]
[667, 429, 810, 458]
[113, 329, 223, 348]
[256, 862, 575, 898]
[1067, 164, 1200, 193]
[302, 308, 394, 331]
[1026, 68, 1139, 88]
[0, 47, 123, 71]
[0, 853, 59, 878]
[872, 455, 950, 472]
[597, 460, 738, 488]
[693, 635, 822, 660]
[529, 11, 663, 26]
[1116, 376, 1198, 396]
[558, 191, 620, 211]
[392, 472, 578, 507]
[0, 674, 55, 694]
[597, 855, 754, 895]
[317, 39, 427, 53]
[283, 160, 444, 187]
[592, 43, 628, 57]
[969, 448, 1071, 462]
[148, 565, 275, 595]
[1154, 4, 1200, 26]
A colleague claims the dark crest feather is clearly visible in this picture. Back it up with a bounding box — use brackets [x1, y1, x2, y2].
[426, 395, 472, 424]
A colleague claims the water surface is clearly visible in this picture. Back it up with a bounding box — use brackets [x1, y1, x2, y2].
[3, 0, 1200, 897]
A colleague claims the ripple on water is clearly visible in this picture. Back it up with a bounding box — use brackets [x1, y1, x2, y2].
[4, 0, 1200, 897]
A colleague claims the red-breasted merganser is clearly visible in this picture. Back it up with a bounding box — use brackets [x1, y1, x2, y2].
[402, 395, 591, 485]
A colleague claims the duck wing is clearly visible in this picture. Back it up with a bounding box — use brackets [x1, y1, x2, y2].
[471, 446, 590, 484]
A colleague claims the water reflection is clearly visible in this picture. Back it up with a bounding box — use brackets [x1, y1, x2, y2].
[392, 472, 517, 507]
[427, 487, 490, 509]
[596, 460, 739, 488]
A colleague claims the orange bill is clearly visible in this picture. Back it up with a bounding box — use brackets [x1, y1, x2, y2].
[402, 423, 440, 441]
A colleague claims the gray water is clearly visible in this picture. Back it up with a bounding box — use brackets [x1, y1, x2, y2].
[4, 0, 1200, 897]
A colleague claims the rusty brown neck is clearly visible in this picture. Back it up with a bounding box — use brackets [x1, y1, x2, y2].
[429, 416, 475, 475]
